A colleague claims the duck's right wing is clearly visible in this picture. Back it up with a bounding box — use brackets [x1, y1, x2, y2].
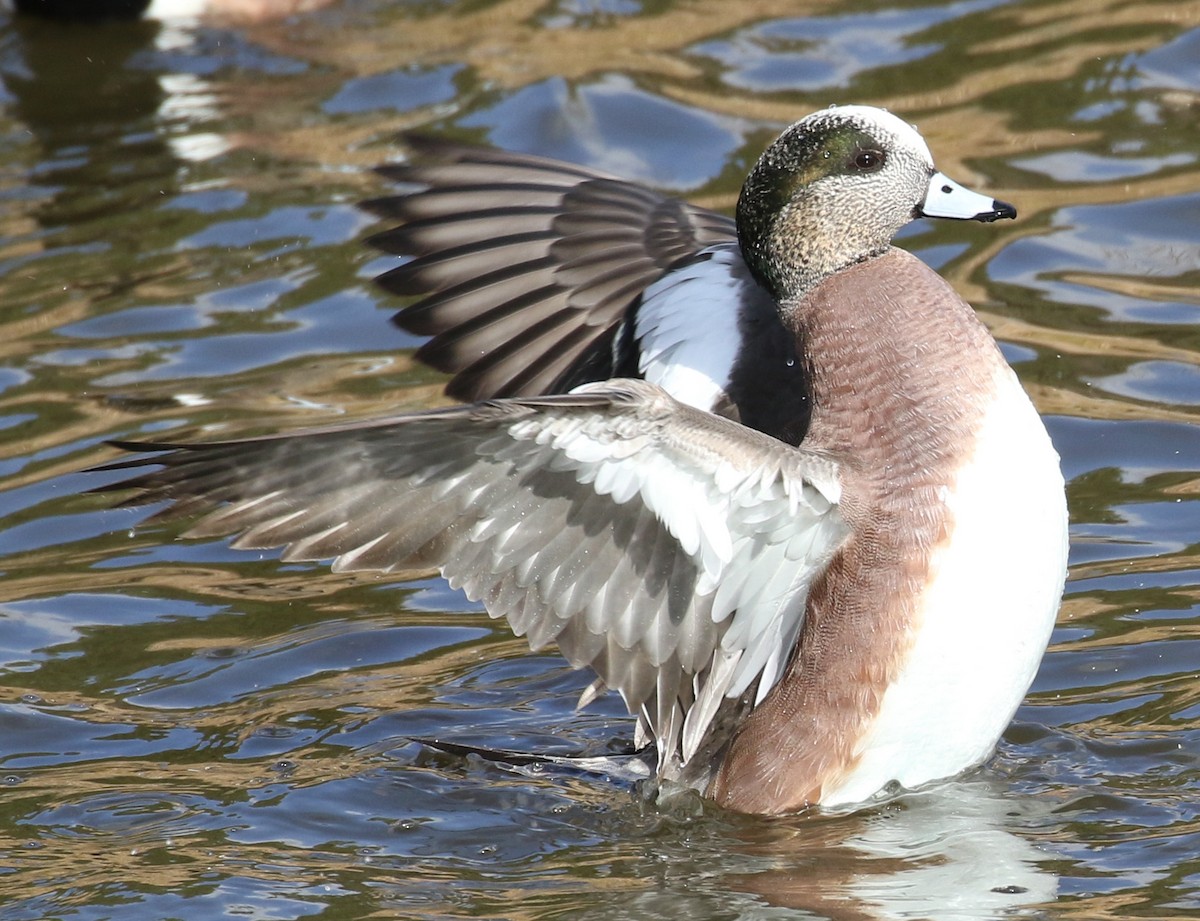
[92, 379, 848, 777]
[363, 139, 737, 402]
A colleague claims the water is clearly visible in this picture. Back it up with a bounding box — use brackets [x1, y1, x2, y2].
[1, 0, 1199, 917]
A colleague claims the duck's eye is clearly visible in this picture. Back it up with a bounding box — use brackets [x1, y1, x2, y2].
[852, 148, 886, 172]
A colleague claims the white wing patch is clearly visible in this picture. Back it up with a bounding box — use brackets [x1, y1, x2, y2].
[636, 245, 747, 413]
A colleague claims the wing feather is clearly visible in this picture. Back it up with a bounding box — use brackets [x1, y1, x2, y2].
[94, 379, 846, 780]
[366, 139, 737, 402]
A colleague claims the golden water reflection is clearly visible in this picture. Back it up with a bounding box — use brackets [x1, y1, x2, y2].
[1, 0, 1199, 917]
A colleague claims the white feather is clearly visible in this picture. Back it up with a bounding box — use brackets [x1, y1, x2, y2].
[636, 246, 746, 412]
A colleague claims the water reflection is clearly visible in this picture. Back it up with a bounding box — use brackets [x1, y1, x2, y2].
[460, 74, 745, 188]
[688, 0, 1007, 93]
[730, 779, 1058, 920]
[2, 15, 175, 234]
[350, 761, 1061, 919]
[1, 0, 1199, 917]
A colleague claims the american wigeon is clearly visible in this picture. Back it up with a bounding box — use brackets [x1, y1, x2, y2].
[8, 0, 331, 20]
[8, 0, 152, 17]
[96, 105, 1069, 815]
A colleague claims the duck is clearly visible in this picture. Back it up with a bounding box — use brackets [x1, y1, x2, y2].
[7, 0, 332, 21]
[6, 0, 152, 17]
[95, 105, 1069, 815]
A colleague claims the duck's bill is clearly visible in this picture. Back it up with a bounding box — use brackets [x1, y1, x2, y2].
[919, 172, 1017, 222]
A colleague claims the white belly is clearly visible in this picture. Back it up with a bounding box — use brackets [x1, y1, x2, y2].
[822, 367, 1068, 807]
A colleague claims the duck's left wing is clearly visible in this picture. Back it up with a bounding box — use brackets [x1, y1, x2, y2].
[92, 380, 847, 774]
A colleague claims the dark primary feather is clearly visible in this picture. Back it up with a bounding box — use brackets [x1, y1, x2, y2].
[362, 137, 736, 402]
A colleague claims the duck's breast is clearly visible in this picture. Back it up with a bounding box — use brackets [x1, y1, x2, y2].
[804, 249, 1069, 806]
[821, 361, 1068, 806]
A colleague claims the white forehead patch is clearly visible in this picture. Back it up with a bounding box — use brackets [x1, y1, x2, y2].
[817, 104, 934, 169]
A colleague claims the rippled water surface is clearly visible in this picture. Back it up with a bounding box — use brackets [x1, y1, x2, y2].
[1, 0, 1199, 918]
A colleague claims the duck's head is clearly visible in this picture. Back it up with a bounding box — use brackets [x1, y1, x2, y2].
[736, 105, 1015, 302]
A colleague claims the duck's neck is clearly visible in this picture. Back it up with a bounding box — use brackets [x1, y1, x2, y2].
[736, 188, 883, 303]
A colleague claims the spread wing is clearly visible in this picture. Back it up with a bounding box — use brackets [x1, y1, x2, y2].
[93, 379, 847, 777]
[363, 138, 737, 402]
